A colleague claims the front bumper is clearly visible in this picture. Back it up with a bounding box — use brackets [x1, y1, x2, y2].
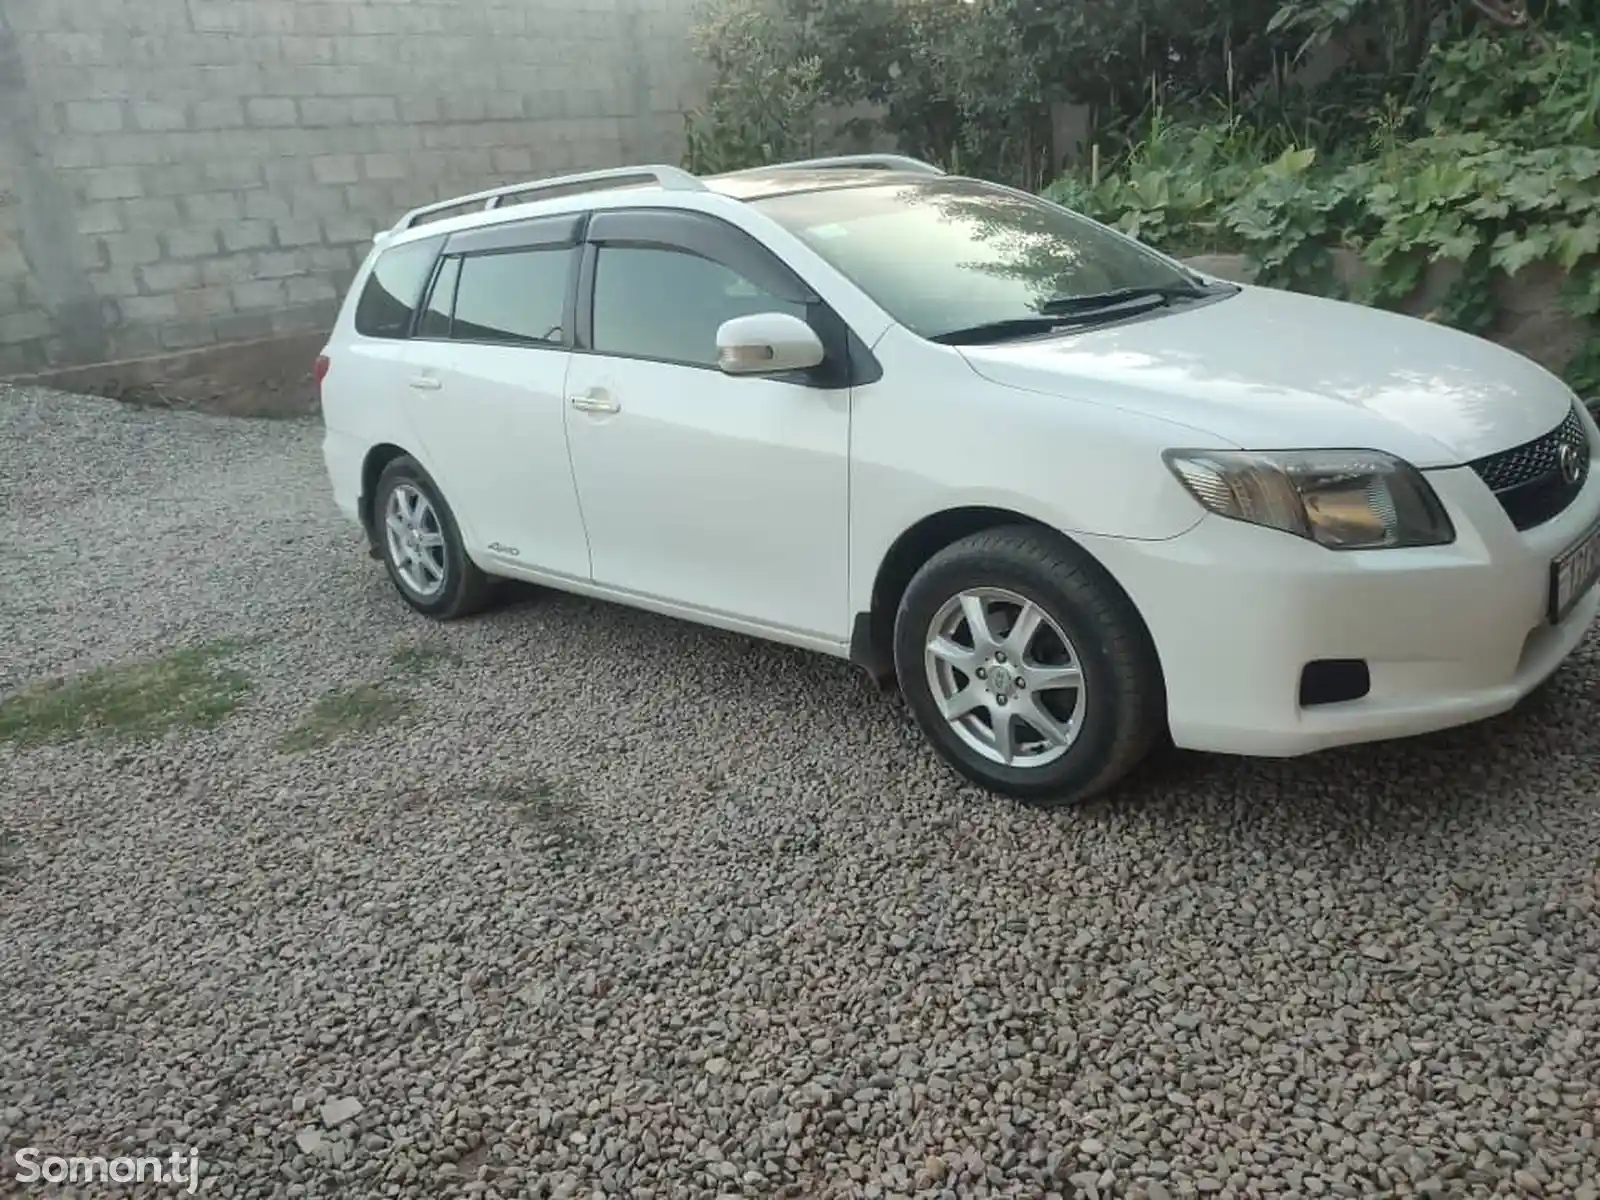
[1085, 459, 1600, 757]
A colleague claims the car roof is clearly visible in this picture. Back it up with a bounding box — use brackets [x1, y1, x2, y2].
[371, 158, 961, 252]
[700, 167, 945, 202]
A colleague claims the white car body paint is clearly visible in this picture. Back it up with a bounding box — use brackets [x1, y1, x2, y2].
[319, 166, 1600, 761]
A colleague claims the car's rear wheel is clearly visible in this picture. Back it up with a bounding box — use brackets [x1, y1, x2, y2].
[373, 456, 493, 620]
[892, 525, 1165, 806]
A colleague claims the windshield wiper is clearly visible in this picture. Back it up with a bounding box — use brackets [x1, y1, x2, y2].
[930, 282, 1225, 345]
[929, 317, 1079, 346]
[1039, 283, 1209, 314]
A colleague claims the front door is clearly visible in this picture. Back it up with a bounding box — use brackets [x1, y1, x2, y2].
[399, 224, 591, 581]
[562, 224, 851, 641]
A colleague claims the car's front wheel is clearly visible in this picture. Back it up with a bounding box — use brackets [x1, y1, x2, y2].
[373, 456, 493, 620]
[893, 525, 1165, 806]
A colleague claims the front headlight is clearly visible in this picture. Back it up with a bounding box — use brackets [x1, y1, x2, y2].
[1163, 448, 1456, 550]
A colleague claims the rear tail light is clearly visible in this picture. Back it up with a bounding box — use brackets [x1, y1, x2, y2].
[313, 353, 330, 387]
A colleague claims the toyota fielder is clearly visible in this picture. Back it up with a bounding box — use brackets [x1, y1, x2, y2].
[316, 154, 1600, 805]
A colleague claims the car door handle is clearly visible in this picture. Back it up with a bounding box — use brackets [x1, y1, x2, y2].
[409, 376, 442, 391]
[569, 392, 620, 414]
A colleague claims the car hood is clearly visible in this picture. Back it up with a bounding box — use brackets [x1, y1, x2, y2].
[955, 284, 1575, 467]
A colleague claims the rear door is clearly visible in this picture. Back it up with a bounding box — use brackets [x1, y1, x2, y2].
[400, 213, 592, 581]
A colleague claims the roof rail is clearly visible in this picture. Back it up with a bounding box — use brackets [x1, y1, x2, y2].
[392, 164, 706, 232]
[726, 154, 947, 177]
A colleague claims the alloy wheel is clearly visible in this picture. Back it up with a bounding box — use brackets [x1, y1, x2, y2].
[923, 586, 1086, 768]
[384, 483, 448, 599]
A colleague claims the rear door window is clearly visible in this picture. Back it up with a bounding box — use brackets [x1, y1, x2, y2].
[415, 256, 460, 340]
[449, 247, 576, 347]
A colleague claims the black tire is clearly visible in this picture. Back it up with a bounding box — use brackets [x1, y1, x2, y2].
[892, 525, 1165, 807]
[372, 456, 495, 620]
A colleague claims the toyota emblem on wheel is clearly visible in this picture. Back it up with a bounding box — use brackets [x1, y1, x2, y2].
[1558, 440, 1583, 485]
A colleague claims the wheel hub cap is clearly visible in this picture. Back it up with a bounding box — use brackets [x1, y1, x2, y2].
[923, 587, 1086, 770]
[384, 484, 447, 599]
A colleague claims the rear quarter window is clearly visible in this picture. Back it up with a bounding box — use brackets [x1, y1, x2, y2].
[354, 237, 442, 339]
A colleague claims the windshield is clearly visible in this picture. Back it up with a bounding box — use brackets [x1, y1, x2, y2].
[750, 178, 1209, 340]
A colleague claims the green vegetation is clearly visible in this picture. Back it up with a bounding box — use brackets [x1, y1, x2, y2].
[280, 683, 417, 752]
[1047, 32, 1600, 393]
[281, 642, 460, 754]
[389, 641, 463, 678]
[485, 779, 592, 852]
[0, 641, 252, 746]
[683, 0, 826, 175]
[685, 0, 1600, 394]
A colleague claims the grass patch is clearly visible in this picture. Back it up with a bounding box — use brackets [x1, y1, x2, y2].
[281, 683, 417, 752]
[0, 641, 252, 746]
[389, 642, 463, 677]
[487, 779, 592, 852]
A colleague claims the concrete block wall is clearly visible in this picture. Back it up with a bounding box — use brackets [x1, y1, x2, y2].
[0, 0, 705, 376]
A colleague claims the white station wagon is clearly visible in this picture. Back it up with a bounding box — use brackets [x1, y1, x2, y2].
[317, 154, 1600, 805]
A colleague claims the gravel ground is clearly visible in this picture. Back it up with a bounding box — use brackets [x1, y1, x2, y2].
[2, 383, 1598, 1200]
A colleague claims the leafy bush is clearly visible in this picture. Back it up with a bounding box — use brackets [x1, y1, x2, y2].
[1046, 30, 1600, 393]
[681, 0, 1293, 185]
[680, 0, 826, 175]
[678, 0, 1587, 184]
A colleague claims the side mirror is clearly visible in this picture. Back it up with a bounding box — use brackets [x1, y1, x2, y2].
[716, 312, 826, 376]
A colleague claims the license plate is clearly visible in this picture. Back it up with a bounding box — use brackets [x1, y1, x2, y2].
[1551, 519, 1600, 624]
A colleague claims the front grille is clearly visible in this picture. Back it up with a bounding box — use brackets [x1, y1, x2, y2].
[1467, 404, 1591, 531]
